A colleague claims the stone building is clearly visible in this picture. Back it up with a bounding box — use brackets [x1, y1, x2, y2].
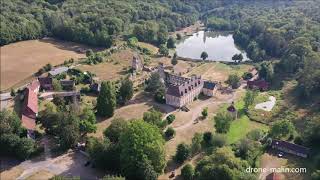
[202, 81, 217, 97]
[157, 63, 217, 108]
[165, 75, 204, 107]
[132, 55, 143, 72]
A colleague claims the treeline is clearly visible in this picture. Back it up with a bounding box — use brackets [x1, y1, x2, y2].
[0, 0, 199, 47]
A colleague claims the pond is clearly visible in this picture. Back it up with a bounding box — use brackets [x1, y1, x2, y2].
[176, 31, 249, 62]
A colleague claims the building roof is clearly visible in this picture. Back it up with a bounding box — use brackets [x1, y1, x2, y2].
[60, 80, 75, 86]
[166, 84, 182, 97]
[49, 67, 69, 76]
[29, 80, 40, 92]
[203, 81, 216, 90]
[90, 83, 101, 92]
[266, 173, 281, 180]
[21, 114, 36, 130]
[272, 140, 310, 155]
[24, 88, 38, 114]
[247, 79, 269, 89]
[38, 77, 53, 85]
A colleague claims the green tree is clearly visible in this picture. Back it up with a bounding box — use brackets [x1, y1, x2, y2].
[79, 107, 97, 135]
[232, 53, 243, 63]
[259, 62, 274, 82]
[0, 110, 22, 135]
[143, 109, 165, 128]
[200, 51, 208, 60]
[203, 131, 213, 146]
[201, 107, 208, 118]
[166, 114, 175, 124]
[214, 112, 233, 133]
[226, 74, 241, 89]
[127, 37, 138, 47]
[159, 44, 169, 56]
[191, 133, 202, 154]
[167, 37, 176, 48]
[270, 120, 295, 139]
[104, 118, 128, 143]
[244, 90, 258, 110]
[119, 120, 165, 180]
[145, 73, 165, 93]
[171, 52, 178, 66]
[15, 137, 36, 159]
[58, 113, 80, 150]
[165, 127, 175, 139]
[181, 164, 194, 180]
[10, 89, 16, 97]
[175, 143, 190, 163]
[97, 81, 116, 117]
[52, 79, 62, 91]
[211, 134, 227, 148]
[119, 77, 134, 104]
[176, 33, 182, 40]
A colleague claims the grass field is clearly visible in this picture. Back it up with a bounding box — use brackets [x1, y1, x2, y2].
[185, 62, 252, 83]
[0, 38, 90, 91]
[222, 96, 269, 144]
[78, 49, 135, 82]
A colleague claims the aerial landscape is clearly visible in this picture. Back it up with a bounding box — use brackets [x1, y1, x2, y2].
[0, 0, 319, 180]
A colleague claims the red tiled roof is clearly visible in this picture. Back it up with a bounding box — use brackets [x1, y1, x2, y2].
[29, 80, 40, 92]
[24, 88, 38, 114]
[21, 114, 36, 130]
[247, 79, 269, 89]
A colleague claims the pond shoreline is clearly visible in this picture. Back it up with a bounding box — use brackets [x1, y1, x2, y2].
[175, 31, 249, 62]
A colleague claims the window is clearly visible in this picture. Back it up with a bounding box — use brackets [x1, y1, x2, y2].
[185, 89, 187, 93]
[180, 92, 183, 96]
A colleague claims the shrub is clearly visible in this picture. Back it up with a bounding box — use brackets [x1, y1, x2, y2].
[242, 72, 253, 80]
[175, 143, 190, 163]
[166, 114, 175, 124]
[203, 131, 213, 146]
[181, 164, 194, 180]
[165, 127, 175, 139]
[201, 107, 208, 118]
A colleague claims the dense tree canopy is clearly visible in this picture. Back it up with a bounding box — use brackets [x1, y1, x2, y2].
[119, 120, 166, 180]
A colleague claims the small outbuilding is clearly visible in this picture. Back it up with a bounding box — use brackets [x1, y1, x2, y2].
[202, 81, 217, 97]
[38, 77, 53, 91]
[271, 140, 310, 158]
[60, 80, 75, 91]
[247, 79, 269, 91]
[49, 66, 69, 76]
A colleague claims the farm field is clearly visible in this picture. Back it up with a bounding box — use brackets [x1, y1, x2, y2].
[0, 38, 90, 91]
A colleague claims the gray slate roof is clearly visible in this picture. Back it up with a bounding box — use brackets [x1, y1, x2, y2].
[49, 67, 69, 76]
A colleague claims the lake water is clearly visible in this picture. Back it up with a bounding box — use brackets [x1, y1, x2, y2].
[176, 31, 249, 62]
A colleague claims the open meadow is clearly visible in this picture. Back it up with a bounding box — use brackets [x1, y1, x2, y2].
[0, 38, 90, 91]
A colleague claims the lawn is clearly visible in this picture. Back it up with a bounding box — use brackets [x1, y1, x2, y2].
[185, 62, 253, 83]
[224, 98, 269, 144]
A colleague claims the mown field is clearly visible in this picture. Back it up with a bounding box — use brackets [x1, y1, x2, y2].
[0, 38, 90, 91]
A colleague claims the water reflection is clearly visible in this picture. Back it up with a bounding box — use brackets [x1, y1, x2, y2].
[176, 31, 249, 62]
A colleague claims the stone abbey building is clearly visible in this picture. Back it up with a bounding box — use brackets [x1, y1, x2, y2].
[157, 63, 217, 108]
